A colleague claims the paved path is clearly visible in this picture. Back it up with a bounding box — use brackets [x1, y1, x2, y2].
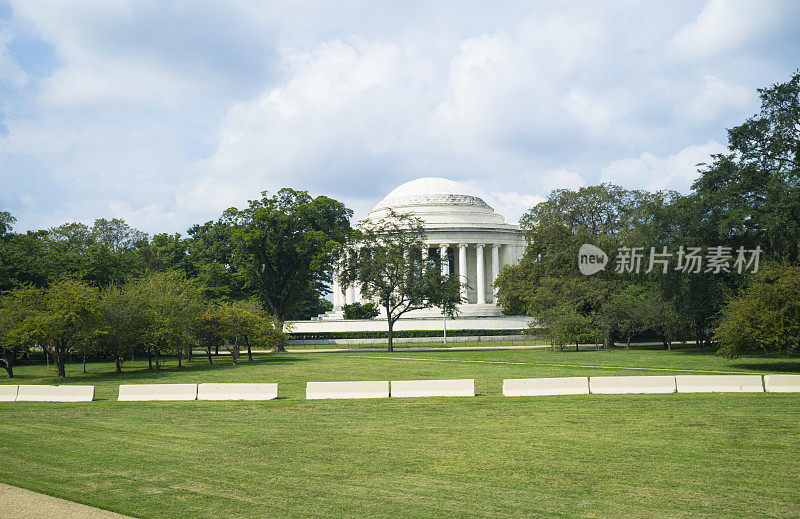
[0, 483, 134, 519]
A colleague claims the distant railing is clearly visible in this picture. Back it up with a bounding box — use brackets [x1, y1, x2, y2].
[287, 335, 545, 349]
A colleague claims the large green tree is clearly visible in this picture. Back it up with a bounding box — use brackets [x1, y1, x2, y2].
[692, 70, 800, 263]
[13, 279, 103, 379]
[229, 188, 352, 338]
[715, 265, 800, 359]
[342, 211, 461, 351]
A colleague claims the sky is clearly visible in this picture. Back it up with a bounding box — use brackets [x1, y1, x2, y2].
[1, 0, 799, 234]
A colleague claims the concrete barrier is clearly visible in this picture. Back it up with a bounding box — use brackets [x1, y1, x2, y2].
[306, 381, 389, 399]
[589, 376, 676, 394]
[197, 383, 278, 400]
[764, 374, 800, 393]
[503, 377, 589, 396]
[390, 379, 474, 398]
[675, 375, 763, 393]
[16, 385, 94, 402]
[118, 384, 197, 401]
[0, 385, 19, 401]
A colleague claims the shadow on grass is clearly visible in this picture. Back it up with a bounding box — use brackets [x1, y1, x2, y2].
[6, 353, 308, 384]
[734, 362, 800, 373]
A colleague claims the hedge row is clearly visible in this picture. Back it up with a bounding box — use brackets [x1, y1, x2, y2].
[289, 328, 537, 340]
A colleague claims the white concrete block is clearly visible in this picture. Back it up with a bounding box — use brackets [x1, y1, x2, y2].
[675, 375, 763, 393]
[502, 377, 589, 396]
[16, 385, 94, 402]
[118, 383, 197, 401]
[197, 383, 278, 400]
[390, 379, 475, 398]
[589, 376, 676, 394]
[0, 385, 19, 401]
[764, 374, 800, 393]
[306, 381, 389, 399]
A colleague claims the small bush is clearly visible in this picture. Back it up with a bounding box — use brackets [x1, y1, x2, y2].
[342, 302, 380, 320]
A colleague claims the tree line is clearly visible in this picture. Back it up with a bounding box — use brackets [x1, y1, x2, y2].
[495, 71, 800, 358]
[0, 189, 353, 378]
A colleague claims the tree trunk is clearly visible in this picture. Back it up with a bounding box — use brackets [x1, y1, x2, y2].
[206, 346, 213, 365]
[0, 353, 13, 378]
[148, 348, 153, 370]
[575, 342, 579, 351]
[246, 336, 253, 361]
[272, 318, 287, 352]
[626, 336, 631, 350]
[178, 350, 182, 368]
[115, 354, 122, 374]
[386, 303, 394, 352]
[155, 347, 160, 371]
[56, 344, 66, 379]
[82, 352, 87, 373]
[215, 344, 219, 355]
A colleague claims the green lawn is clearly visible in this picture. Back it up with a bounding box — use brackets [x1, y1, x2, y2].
[1, 345, 799, 518]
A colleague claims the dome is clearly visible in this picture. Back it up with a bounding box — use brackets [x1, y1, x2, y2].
[367, 177, 508, 227]
[372, 177, 491, 211]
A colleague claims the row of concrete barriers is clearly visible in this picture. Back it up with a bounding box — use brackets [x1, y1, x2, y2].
[0, 383, 279, 402]
[2, 375, 799, 401]
[503, 374, 800, 396]
[307, 374, 800, 399]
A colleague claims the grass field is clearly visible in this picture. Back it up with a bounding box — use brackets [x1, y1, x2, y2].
[1, 344, 799, 518]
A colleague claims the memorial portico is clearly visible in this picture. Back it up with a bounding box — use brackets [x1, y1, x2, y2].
[329, 177, 527, 318]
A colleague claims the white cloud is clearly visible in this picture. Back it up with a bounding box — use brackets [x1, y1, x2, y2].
[670, 0, 797, 59]
[675, 74, 753, 124]
[487, 191, 546, 224]
[599, 141, 727, 192]
[1, 1, 797, 233]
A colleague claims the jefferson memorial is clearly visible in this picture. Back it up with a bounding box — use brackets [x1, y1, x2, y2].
[291, 177, 533, 332]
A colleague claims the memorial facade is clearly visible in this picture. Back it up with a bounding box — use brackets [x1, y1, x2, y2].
[290, 177, 532, 332]
[330, 177, 526, 314]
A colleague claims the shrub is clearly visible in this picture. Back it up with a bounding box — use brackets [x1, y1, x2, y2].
[342, 302, 380, 320]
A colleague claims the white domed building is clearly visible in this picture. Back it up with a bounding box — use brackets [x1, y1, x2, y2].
[291, 177, 533, 333]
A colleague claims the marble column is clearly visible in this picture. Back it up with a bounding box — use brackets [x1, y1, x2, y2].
[476, 244, 486, 304]
[332, 277, 340, 309]
[440, 244, 449, 275]
[345, 283, 354, 305]
[458, 243, 468, 303]
[491, 244, 500, 301]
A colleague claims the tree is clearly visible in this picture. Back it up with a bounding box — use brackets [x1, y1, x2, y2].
[130, 271, 205, 370]
[99, 283, 148, 373]
[0, 211, 15, 238]
[342, 211, 460, 351]
[643, 288, 689, 351]
[230, 188, 352, 342]
[219, 298, 279, 363]
[16, 279, 102, 379]
[90, 218, 148, 252]
[715, 266, 800, 359]
[196, 306, 224, 365]
[605, 284, 649, 349]
[539, 304, 592, 351]
[692, 70, 800, 264]
[0, 286, 41, 378]
[495, 184, 680, 348]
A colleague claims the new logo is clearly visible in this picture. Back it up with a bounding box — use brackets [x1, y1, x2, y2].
[578, 244, 608, 275]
